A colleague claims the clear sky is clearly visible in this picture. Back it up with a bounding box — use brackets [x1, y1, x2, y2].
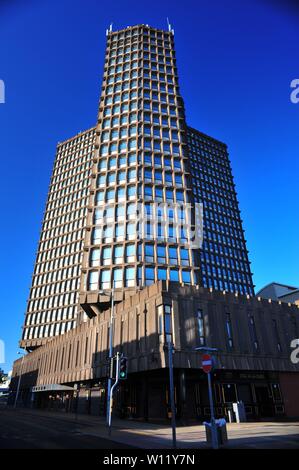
[0, 0, 298, 372]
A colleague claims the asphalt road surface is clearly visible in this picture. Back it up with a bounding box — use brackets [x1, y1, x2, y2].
[0, 407, 132, 449]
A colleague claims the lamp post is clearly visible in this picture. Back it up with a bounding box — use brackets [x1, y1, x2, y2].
[167, 339, 176, 449]
[99, 285, 115, 429]
[14, 351, 26, 408]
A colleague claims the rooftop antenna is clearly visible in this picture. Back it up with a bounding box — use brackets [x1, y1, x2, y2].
[166, 17, 174, 35]
[106, 22, 113, 36]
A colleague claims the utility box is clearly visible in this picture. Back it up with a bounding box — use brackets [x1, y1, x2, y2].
[204, 419, 228, 446]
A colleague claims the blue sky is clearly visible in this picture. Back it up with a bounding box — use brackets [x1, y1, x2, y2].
[0, 0, 298, 372]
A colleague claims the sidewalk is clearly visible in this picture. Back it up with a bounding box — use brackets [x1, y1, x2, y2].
[8, 408, 299, 449]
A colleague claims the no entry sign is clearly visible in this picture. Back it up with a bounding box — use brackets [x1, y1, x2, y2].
[202, 354, 213, 374]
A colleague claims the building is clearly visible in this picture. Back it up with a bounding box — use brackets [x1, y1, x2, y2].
[187, 127, 254, 296]
[257, 282, 299, 305]
[11, 283, 299, 419]
[11, 24, 299, 421]
[20, 128, 96, 350]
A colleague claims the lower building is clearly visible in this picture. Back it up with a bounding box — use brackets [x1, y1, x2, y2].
[10, 282, 299, 421]
[257, 282, 299, 306]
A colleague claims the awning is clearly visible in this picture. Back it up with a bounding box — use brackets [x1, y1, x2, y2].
[31, 384, 74, 393]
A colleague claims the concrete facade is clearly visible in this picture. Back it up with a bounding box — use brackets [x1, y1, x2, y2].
[11, 282, 299, 420]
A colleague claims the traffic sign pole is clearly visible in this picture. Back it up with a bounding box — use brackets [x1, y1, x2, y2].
[207, 370, 218, 449]
[167, 340, 177, 449]
[202, 353, 218, 449]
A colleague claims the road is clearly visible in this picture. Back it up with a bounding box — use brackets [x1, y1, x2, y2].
[1, 406, 298, 449]
[0, 407, 132, 449]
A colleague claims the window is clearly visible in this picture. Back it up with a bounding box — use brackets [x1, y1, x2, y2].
[96, 190, 104, 205]
[116, 204, 125, 220]
[197, 309, 205, 346]
[103, 225, 113, 242]
[127, 185, 136, 199]
[145, 267, 155, 285]
[127, 202, 136, 219]
[180, 248, 189, 266]
[101, 269, 110, 289]
[113, 267, 123, 288]
[158, 267, 167, 280]
[248, 315, 259, 350]
[145, 244, 154, 262]
[125, 243, 135, 262]
[125, 267, 135, 287]
[90, 248, 100, 267]
[169, 268, 179, 282]
[92, 227, 102, 244]
[272, 319, 282, 352]
[158, 304, 173, 343]
[117, 187, 125, 201]
[169, 247, 178, 265]
[127, 222, 136, 240]
[225, 312, 234, 349]
[102, 246, 112, 266]
[182, 270, 191, 284]
[98, 159, 107, 171]
[114, 245, 124, 264]
[107, 172, 116, 185]
[157, 245, 166, 263]
[88, 271, 98, 291]
[115, 224, 125, 240]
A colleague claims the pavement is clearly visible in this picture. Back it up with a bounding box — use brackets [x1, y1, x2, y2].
[0, 406, 299, 449]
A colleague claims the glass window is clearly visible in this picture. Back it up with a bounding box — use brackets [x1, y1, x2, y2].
[197, 309, 205, 346]
[169, 269, 179, 282]
[88, 271, 99, 291]
[114, 245, 124, 264]
[182, 270, 191, 284]
[96, 191, 104, 204]
[102, 246, 112, 266]
[92, 227, 102, 244]
[126, 243, 135, 262]
[145, 244, 154, 262]
[116, 204, 125, 219]
[158, 267, 167, 280]
[127, 222, 136, 239]
[145, 267, 155, 286]
[157, 245, 166, 263]
[127, 202, 136, 218]
[116, 224, 125, 239]
[101, 269, 110, 289]
[106, 188, 115, 201]
[113, 268, 123, 288]
[108, 172, 116, 185]
[103, 225, 113, 241]
[169, 247, 178, 265]
[125, 266, 135, 287]
[225, 312, 234, 349]
[117, 187, 125, 200]
[90, 248, 100, 267]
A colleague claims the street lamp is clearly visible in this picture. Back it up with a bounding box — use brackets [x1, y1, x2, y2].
[14, 351, 27, 408]
[99, 285, 115, 431]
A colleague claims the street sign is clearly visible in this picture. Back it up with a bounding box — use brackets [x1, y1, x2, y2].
[202, 353, 213, 374]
